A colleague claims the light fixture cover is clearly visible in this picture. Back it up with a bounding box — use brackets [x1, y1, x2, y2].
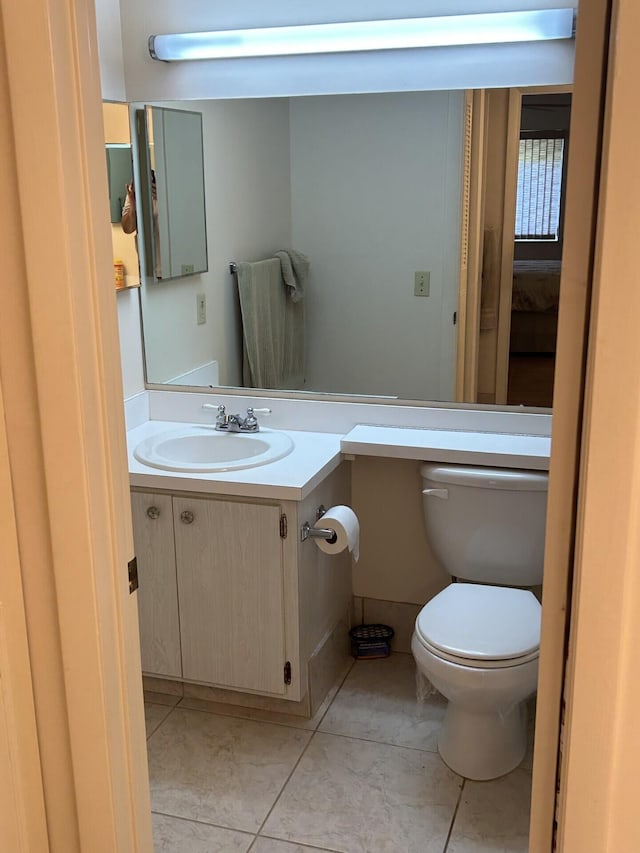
[149, 9, 575, 62]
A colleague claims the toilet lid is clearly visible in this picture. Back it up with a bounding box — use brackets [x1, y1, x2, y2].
[415, 584, 541, 662]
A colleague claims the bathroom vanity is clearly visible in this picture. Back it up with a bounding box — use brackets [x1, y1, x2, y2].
[126, 397, 551, 716]
[127, 418, 352, 714]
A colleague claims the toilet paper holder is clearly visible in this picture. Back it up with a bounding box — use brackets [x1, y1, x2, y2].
[300, 505, 338, 544]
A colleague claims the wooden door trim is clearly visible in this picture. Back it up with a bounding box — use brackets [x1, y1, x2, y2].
[0, 0, 153, 848]
[0, 380, 48, 851]
[456, 90, 486, 402]
[529, 0, 612, 849]
[494, 89, 522, 405]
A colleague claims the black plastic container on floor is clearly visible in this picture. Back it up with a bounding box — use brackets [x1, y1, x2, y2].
[349, 624, 395, 659]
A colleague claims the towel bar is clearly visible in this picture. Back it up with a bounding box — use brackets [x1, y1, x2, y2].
[229, 262, 237, 274]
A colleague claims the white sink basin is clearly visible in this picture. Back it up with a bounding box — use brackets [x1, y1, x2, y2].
[133, 426, 294, 473]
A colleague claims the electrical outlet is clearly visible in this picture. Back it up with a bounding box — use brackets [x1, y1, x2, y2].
[182, 263, 195, 275]
[414, 271, 430, 297]
[196, 293, 206, 325]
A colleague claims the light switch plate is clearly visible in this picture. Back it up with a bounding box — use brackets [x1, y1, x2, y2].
[414, 271, 430, 297]
[196, 293, 206, 324]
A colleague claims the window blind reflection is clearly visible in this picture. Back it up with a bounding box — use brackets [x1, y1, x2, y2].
[515, 137, 565, 240]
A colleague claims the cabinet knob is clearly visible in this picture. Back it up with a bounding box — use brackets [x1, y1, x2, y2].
[180, 510, 195, 525]
[146, 506, 160, 520]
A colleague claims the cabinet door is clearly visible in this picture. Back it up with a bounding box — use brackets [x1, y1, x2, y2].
[173, 497, 286, 695]
[130, 492, 182, 678]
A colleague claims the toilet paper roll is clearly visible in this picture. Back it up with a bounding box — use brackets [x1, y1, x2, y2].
[314, 505, 360, 561]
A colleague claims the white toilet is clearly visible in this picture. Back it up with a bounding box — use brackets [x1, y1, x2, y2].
[411, 462, 548, 781]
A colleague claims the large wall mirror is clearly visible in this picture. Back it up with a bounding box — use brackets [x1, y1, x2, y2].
[131, 88, 570, 405]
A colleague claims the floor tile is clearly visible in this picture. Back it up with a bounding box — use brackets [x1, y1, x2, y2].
[147, 708, 312, 833]
[319, 655, 446, 751]
[447, 769, 532, 853]
[152, 812, 253, 852]
[263, 731, 462, 853]
[145, 703, 174, 739]
[252, 839, 336, 852]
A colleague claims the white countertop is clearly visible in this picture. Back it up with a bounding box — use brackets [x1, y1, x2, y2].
[127, 415, 552, 501]
[341, 425, 551, 470]
[126, 420, 343, 501]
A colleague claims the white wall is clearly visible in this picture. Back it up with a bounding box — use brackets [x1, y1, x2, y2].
[116, 290, 145, 397]
[141, 98, 292, 385]
[291, 91, 462, 400]
[94, 0, 125, 101]
[118, 0, 575, 102]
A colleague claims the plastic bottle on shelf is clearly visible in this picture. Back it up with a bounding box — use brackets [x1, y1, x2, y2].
[114, 259, 125, 289]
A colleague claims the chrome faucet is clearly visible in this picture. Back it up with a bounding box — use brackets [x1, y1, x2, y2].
[206, 404, 271, 433]
[226, 413, 244, 432]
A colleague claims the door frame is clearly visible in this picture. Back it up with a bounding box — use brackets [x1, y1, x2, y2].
[494, 84, 572, 406]
[529, 0, 612, 849]
[0, 383, 48, 852]
[553, 0, 640, 848]
[456, 90, 486, 403]
[3, 0, 637, 849]
[0, 0, 152, 849]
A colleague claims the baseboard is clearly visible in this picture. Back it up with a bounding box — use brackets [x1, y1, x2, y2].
[308, 615, 352, 716]
[142, 614, 353, 720]
[361, 597, 423, 654]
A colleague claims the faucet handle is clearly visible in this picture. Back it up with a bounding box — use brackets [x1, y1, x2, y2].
[202, 403, 227, 428]
[245, 406, 270, 431]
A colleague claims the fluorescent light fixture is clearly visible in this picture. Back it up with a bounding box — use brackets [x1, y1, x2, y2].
[149, 9, 575, 62]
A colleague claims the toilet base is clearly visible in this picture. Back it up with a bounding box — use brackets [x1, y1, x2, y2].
[438, 700, 528, 780]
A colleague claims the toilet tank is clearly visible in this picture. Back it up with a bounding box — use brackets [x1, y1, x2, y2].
[420, 463, 549, 586]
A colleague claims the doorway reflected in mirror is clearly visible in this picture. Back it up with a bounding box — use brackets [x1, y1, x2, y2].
[506, 92, 570, 408]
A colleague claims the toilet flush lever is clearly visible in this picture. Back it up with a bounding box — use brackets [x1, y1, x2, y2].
[422, 488, 449, 500]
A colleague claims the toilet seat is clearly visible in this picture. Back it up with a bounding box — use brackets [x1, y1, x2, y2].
[415, 584, 541, 669]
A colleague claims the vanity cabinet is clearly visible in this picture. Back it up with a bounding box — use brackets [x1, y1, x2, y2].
[130, 462, 352, 709]
[173, 496, 287, 695]
[132, 492, 292, 696]
[131, 492, 182, 679]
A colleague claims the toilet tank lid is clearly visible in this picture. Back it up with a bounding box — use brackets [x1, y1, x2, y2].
[420, 463, 548, 491]
[415, 584, 541, 661]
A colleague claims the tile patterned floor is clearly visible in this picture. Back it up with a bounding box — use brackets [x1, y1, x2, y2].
[145, 655, 533, 852]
